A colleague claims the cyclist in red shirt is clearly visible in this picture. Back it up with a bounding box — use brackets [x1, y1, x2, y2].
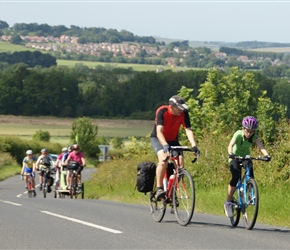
[150, 95, 200, 201]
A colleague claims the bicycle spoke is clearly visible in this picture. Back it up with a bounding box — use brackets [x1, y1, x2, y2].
[242, 178, 259, 230]
[230, 187, 241, 227]
[149, 191, 166, 222]
[173, 169, 195, 226]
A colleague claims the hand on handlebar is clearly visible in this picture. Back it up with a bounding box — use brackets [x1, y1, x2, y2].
[163, 144, 170, 154]
[264, 155, 271, 162]
[192, 146, 200, 157]
[228, 153, 236, 159]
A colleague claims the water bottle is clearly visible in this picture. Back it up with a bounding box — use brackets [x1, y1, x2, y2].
[167, 175, 175, 191]
[163, 178, 168, 191]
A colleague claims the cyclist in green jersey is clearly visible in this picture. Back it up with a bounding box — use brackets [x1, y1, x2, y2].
[224, 116, 271, 217]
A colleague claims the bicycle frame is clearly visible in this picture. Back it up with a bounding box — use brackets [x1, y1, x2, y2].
[150, 145, 197, 226]
[230, 155, 268, 230]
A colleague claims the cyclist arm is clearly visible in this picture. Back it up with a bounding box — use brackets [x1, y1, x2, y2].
[64, 155, 71, 165]
[81, 157, 86, 167]
[21, 160, 25, 175]
[228, 138, 236, 154]
[254, 138, 270, 156]
[156, 125, 168, 147]
[185, 127, 197, 148]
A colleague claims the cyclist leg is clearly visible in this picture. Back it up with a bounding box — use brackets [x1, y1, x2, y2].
[225, 159, 239, 217]
[150, 137, 166, 200]
[77, 166, 84, 187]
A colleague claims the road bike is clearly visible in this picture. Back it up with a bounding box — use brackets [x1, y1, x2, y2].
[22, 173, 35, 198]
[68, 161, 84, 199]
[149, 146, 198, 226]
[230, 155, 269, 230]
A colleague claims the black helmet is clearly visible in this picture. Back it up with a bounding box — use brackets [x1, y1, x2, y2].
[169, 95, 188, 111]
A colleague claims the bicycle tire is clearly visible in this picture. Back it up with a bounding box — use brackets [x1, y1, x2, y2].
[43, 177, 47, 198]
[173, 169, 195, 226]
[81, 183, 84, 199]
[243, 178, 259, 230]
[69, 175, 74, 199]
[149, 190, 166, 222]
[230, 188, 241, 227]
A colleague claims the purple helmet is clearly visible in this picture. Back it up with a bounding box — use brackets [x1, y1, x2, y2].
[242, 116, 258, 130]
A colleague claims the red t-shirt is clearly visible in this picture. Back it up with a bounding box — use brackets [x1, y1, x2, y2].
[150, 105, 191, 141]
[68, 151, 85, 165]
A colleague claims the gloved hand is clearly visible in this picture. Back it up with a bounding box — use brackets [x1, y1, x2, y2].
[163, 144, 170, 154]
[31, 172, 35, 178]
[264, 155, 271, 162]
[192, 146, 200, 156]
[228, 153, 236, 159]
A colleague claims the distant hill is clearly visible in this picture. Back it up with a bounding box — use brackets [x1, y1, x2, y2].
[154, 36, 290, 52]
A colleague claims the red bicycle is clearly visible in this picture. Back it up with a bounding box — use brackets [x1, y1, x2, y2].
[22, 173, 34, 198]
[149, 146, 198, 226]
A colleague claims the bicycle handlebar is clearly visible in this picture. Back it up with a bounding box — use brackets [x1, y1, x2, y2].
[234, 155, 269, 162]
[163, 146, 199, 163]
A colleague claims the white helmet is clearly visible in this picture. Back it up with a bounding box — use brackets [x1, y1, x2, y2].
[62, 147, 68, 152]
[26, 150, 33, 155]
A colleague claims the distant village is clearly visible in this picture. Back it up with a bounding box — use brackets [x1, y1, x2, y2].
[0, 35, 283, 67]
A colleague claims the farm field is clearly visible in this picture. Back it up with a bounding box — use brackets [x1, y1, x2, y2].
[56, 59, 194, 72]
[0, 115, 153, 144]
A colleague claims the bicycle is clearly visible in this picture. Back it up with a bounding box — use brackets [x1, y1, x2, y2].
[149, 146, 198, 226]
[22, 173, 35, 198]
[39, 165, 53, 198]
[230, 155, 269, 230]
[68, 161, 84, 199]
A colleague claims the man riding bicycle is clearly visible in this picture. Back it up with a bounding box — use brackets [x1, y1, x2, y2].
[64, 144, 86, 190]
[150, 95, 200, 201]
[35, 148, 53, 192]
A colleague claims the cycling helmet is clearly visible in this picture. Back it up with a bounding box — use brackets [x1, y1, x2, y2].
[242, 116, 258, 130]
[41, 148, 48, 153]
[62, 147, 68, 152]
[72, 144, 79, 150]
[169, 95, 188, 111]
[26, 150, 33, 155]
[67, 145, 72, 152]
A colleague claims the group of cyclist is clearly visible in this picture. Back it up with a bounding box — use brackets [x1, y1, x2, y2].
[20, 94, 271, 218]
[20, 144, 86, 197]
[150, 95, 271, 218]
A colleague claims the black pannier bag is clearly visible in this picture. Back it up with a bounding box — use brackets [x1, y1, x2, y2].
[136, 161, 156, 194]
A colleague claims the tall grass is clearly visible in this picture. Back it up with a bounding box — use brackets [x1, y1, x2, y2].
[85, 134, 290, 228]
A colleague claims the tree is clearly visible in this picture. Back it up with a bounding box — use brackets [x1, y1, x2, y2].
[10, 35, 22, 44]
[70, 117, 100, 157]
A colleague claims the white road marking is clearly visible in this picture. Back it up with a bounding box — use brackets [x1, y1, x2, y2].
[0, 199, 22, 206]
[41, 211, 123, 234]
[16, 194, 22, 198]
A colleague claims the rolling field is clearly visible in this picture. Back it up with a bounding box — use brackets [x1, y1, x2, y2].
[0, 115, 153, 144]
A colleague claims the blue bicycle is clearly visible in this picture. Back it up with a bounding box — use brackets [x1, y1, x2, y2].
[230, 155, 268, 230]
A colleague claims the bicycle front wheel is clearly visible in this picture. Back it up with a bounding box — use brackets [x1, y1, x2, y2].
[230, 188, 241, 227]
[243, 178, 259, 230]
[149, 190, 166, 222]
[173, 169, 195, 226]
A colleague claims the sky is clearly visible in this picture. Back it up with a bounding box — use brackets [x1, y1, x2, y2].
[1, 0, 290, 43]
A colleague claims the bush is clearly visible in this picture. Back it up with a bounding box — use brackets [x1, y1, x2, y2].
[32, 130, 51, 142]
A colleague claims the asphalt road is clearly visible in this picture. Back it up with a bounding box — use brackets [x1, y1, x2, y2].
[0, 169, 289, 249]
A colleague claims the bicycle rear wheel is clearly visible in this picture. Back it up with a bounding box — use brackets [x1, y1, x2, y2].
[173, 169, 195, 226]
[230, 188, 241, 227]
[243, 178, 259, 230]
[149, 190, 166, 222]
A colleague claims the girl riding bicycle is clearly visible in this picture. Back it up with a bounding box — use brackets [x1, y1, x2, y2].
[224, 116, 271, 217]
[21, 150, 37, 197]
